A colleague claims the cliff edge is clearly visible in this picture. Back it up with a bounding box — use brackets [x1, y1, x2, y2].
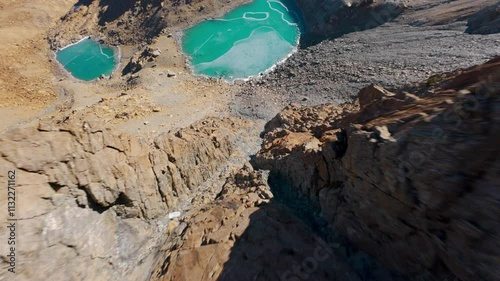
[255, 57, 500, 281]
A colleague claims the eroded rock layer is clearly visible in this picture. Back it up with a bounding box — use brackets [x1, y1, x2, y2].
[150, 165, 367, 281]
[296, 0, 405, 44]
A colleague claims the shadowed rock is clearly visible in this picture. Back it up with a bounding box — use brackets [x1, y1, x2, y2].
[254, 58, 500, 281]
[297, 0, 405, 46]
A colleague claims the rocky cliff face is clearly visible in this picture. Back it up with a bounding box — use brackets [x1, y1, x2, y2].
[0, 117, 259, 280]
[3, 0, 499, 280]
[48, 0, 249, 48]
[255, 58, 500, 281]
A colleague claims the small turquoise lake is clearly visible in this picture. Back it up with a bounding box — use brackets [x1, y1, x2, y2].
[56, 38, 118, 81]
[182, 0, 304, 82]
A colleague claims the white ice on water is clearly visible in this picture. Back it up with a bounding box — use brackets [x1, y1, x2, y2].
[195, 27, 294, 80]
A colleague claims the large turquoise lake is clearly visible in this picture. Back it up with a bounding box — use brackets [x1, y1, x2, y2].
[56, 38, 118, 81]
[182, 0, 303, 82]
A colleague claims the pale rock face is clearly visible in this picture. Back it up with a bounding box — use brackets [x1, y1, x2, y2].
[466, 2, 500, 34]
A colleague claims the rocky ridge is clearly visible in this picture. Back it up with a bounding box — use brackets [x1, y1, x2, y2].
[466, 2, 500, 35]
[254, 58, 500, 281]
[0, 117, 260, 280]
[233, 0, 500, 120]
[296, 0, 405, 45]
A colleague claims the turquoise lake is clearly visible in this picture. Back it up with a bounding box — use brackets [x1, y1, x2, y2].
[182, 0, 304, 82]
[56, 38, 118, 81]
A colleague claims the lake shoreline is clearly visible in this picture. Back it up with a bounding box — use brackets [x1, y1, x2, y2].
[182, 0, 303, 82]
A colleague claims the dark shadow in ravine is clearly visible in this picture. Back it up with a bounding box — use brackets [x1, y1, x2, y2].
[97, 0, 163, 26]
[98, 0, 136, 26]
[216, 172, 411, 281]
[300, 2, 404, 47]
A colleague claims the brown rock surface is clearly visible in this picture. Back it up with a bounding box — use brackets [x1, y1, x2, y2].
[0, 0, 74, 130]
[255, 58, 500, 281]
[0, 117, 259, 280]
[0, 1, 498, 280]
[401, 0, 499, 26]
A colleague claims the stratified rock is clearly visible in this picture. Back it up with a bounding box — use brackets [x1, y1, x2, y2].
[255, 58, 500, 281]
[151, 48, 162, 57]
[122, 47, 158, 75]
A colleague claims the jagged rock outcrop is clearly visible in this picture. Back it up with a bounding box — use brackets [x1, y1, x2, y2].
[0, 117, 259, 280]
[255, 58, 500, 281]
[122, 46, 162, 75]
[296, 0, 405, 44]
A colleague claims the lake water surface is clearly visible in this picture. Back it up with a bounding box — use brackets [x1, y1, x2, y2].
[182, 0, 303, 82]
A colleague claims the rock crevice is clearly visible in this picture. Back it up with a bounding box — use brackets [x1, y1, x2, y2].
[0, 117, 259, 281]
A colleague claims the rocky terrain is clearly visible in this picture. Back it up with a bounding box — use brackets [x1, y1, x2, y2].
[0, 0, 499, 281]
[466, 2, 500, 35]
[146, 58, 500, 281]
[254, 58, 500, 281]
[2, 58, 498, 281]
[0, 0, 75, 131]
[233, 0, 500, 119]
[149, 165, 371, 281]
[0, 117, 261, 280]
